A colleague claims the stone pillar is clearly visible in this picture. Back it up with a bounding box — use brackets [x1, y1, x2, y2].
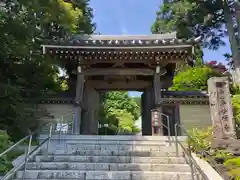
[73, 65, 84, 135]
[142, 86, 154, 135]
[81, 82, 99, 135]
[207, 77, 236, 139]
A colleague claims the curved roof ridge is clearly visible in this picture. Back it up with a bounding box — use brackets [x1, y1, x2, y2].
[72, 32, 177, 41]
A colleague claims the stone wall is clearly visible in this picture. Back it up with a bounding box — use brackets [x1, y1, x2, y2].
[39, 104, 74, 122]
[179, 104, 212, 133]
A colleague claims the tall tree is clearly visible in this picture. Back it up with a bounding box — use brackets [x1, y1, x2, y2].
[0, 0, 95, 140]
[152, 0, 226, 50]
[152, 0, 240, 82]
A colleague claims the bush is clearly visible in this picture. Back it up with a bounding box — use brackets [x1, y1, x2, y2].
[0, 131, 11, 174]
[0, 131, 24, 174]
[169, 66, 222, 91]
[187, 127, 213, 152]
[224, 158, 240, 179]
[187, 127, 232, 163]
[232, 95, 240, 138]
[0, 131, 11, 153]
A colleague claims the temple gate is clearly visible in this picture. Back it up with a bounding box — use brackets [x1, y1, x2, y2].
[42, 32, 200, 135]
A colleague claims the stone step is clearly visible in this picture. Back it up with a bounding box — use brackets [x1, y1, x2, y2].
[26, 162, 191, 172]
[65, 144, 180, 151]
[40, 134, 187, 142]
[16, 170, 196, 180]
[35, 155, 187, 164]
[65, 140, 173, 145]
[45, 149, 183, 156]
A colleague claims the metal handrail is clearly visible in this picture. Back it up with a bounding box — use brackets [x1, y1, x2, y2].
[0, 122, 53, 180]
[174, 124, 229, 180]
[0, 122, 51, 158]
[20, 122, 53, 180]
[1, 111, 76, 180]
[161, 113, 171, 139]
[0, 135, 30, 158]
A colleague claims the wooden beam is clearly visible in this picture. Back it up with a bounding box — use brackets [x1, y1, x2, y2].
[88, 80, 151, 90]
[79, 59, 186, 65]
[82, 68, 154, 76]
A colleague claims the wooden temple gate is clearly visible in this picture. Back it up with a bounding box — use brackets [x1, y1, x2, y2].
[42, 32, 199, 135]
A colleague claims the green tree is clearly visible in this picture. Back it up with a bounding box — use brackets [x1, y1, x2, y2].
[0, 0, 94, 140]
[152, 0, 227, 50]
[132, 96, 141, 108]
[99, 92, 140, 134]
[169, 66, 222, 91]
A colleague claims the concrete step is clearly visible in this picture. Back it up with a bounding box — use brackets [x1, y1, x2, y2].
[26, 162, 191, 172]
[45, 149, 183, 157]
[35, 155, 187, 164]
[16, 170, 196, 180]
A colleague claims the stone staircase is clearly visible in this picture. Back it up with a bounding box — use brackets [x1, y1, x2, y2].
[13, 135, 201, 180]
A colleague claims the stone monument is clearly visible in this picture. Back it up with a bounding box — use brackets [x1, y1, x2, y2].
[208, 77, 236, 139]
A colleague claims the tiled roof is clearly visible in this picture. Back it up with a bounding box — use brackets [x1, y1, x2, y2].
[42, 32, 200, 49]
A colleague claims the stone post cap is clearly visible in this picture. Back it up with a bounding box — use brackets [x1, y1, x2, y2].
[207, 77, 228, 82]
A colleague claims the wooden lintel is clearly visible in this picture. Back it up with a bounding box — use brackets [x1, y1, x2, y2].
[79, 59, 186, 65]
[82, 68, 154, 76]
[88, 80, 151, 90]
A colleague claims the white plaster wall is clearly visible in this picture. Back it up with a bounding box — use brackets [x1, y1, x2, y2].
[40, 104, 74, 123]
[179, 105, 212, 132]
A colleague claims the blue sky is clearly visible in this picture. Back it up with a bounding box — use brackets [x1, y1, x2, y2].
[89, 0, 232, 97]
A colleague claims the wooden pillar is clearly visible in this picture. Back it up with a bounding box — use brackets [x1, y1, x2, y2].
[142, 86, 154, 135]
[141, 92, 145, 135]
[73, 65, 84, 135]
[81, 81, 99, 135]
[154, 65, 161, 105]
[152, 65, 164, 136]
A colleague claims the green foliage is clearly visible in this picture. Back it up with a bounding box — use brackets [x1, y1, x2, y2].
[0, 131, 24, 174]
[0, 150, 24, 174]
[152, 0, 226, 50]
[169, 66, 222, 91]
[132, 96, 141, 108]
[213, 150, 232, 159]
[0, 131, 11, 153]
[232, 95, 240, 125]
[187, 127, 239, 179]
[103, 92, 140, 121]
[0, 0, 94, 140]
[224, 158, 240, 179]
[187, 127, 213, 151]
[99, 92, 141, 134]
[231, 85, 240, 95]
[232, 95, 240, 138]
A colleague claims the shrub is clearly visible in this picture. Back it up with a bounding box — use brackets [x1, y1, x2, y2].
[169, 66, 222, 91]
[0, 131, 11, 153]
[0, 131, 11, 175]
[0, 131, 24, 174]
[224, 158, 240, 179]
[187, 127, 213, 152]
[232, 95, 240, 138]
[187, 127, 232, 163]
